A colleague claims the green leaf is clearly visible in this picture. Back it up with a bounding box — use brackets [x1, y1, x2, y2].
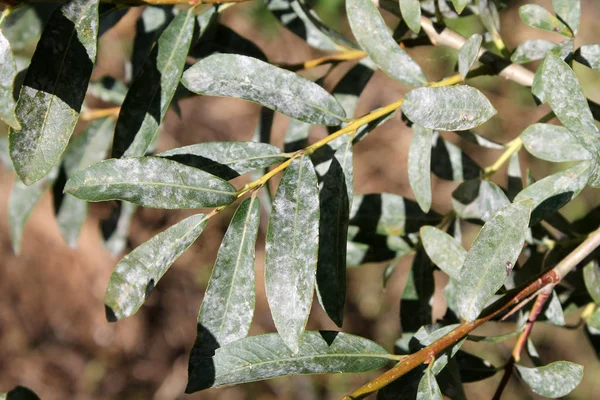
[8, 168, 58, 254]
[575, 44, 600, 71]
[420, 226, 466, 280]
[186, 331, 390, 392]
[532, 53, 600, 157]
[521, 123, 592, 162]
[452, 180, 510, 223]
[458, 34, 482, 79]
[451, 0, 468, 14]
[402, 86, 497, 131]
[399, 0, 421, 34]
[112, 8, 197, 158]
[105, 213, 208, 321]
[457, 200, 533, 322]
[194, 197, 260, 355]
[552, 0, 580, 34]
[417, 368, 443, 400]
[0, 31, 20, 130]
[9, 0, 99, 185]
[519, 5, 572, 37]
[131, 5, 175, 77]
[583, 261, 600, 304]
[511, 40, 558, 64]
[588, 307, 600, 330]
[346, 0, 426, 86]
[159, 142, 287, 180]
[516, 361, 583, 398]
[56, 118, 114, 247]
[467, 329, 523, 343]
[64, 157, 236, 209]
[2, 6, 44, 52]
[514, 161, 592, 225]
[408, 124, 433, 212]
[265, 155, 320, 352]
[544, 290, 565, 326]
[454, 130, 503, 149]
[0, 386, 40, 400]
[283, 118, 311, 152]
[182, 54, 346, 125]
[431, 133, 481, 181]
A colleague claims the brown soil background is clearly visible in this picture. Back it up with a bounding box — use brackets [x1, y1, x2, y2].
[1, 1, 600, 399]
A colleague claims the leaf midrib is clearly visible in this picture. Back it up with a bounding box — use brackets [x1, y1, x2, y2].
[71, 180, 235, 196]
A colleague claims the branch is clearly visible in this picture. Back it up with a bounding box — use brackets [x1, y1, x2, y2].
[343, 226, 600, 400]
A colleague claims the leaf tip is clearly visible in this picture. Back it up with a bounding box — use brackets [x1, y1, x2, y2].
[105, 304, 118, 323]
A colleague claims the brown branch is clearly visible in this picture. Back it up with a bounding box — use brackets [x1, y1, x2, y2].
[80, 106, 120, 121]
[342, 226, 600, 400]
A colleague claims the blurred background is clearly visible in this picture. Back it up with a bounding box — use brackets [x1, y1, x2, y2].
[1, 0, 600, 399]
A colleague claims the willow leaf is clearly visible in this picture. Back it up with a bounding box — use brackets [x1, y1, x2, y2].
[0, 31, 20, 129]
[521, 123, 592, 162]
[519, 5, 571, 37]
[583, 261, 600, 304]
[457, 200, 533, 322]
[516, 361, 583, 398]
[9, 0, 99, 185]
[417, 368, 443, 400]
[553, 0, 580, 34]
[408, 124, 433, 212]
[265, 155, 319, 353]
[458, 34, 482, 79]
[420, 226, 466, 280]
[64, 157, 236, 209]
[575, 44, 600, 72]
[182, 54, 346, 126]
[186, 331, 390, 392]
[400, 0, 421, 34]
[105, 213, 208, 321]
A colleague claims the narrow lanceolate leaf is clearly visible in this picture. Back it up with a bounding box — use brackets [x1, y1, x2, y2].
[420, 226, 466, 280]
[186, 331, 390, 393]
[511, 40, 559, 64]
[104, 202, 136, 256]
[112, 8, 196, 158]
[0, 31, 20, 130]
[402, 86, 497, 131]
[194, 198, 260, 355]
[105, 213, 208, 321]
[431, 133, 481, 181]
[552, 0, 580, 34]
[452, 0, 468, 14]
[458, 34, 482, 79]
[8, 168, 58, 254]
[346, 0, 426, 86]
[400, 0, 421, 34]
[56, 118, 114, 247]
[417, 368, 443, 400]
[583, 261, 600, 304]
[516, 361, 583, 398]
[457, 200, 533, 322]
[159, 142, 287, 180]
[182, 54, 346, 126]
[588, 308, 600, 331]
[575, 44, 600, 72]
[64, 157, 236, 209]
[521, 123, 592, 162]
[9, 0, 99, 185]
[514, 161, 592, 225]
[265, 155, 319, 353]
[408, 124, 433, 213]
[452, 180, 510, 223]
[532, 53, 600, 156]
[519, 5, 571, 37]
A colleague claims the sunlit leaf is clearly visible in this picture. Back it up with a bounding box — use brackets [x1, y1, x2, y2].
[64, 157, 237, 209]
[507, 152, 523, 201]
[400, 0, 421, 34]
[552, 0, 580, 34]
[131, 5, 175, 77]
[511, 39, 573, 64]
[105, 213, 208, 321]
[346, 0, 426, 86]
[588, 308, 600, 330]
[265, 155, 319, 352]
[584, 261, 600, 304]
[420, 226, 466, 280]
[519, 4, 571, 37]
[457, 200, 533, 322]
[515, 361, 583, 398]
[544, 290, 565, 326]
[521, 123, 592, 162]
[417, 368, 443, 400]
[9, 0, 99, 185]
[186, 331, 390, 392]
[458, 34, 482, 79]
[402, 86, 497, 131]
[452, 179, 510, 223]
[182, 54, 346, 125]
[408, 124, 433, 213]
[452, 0, 468, 14]
[0, 31, 20, 129]
[575, 44, 600, 72]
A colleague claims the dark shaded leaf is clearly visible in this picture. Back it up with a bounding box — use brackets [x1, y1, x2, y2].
[401, 248, 434, 332]
[452, 179, 509, 223]
[1, 385, 40, 400]
[131, 5, 175, 77]
[431, 133, 481, 181]
[455, 351, 497, 382]
[408, 124, 433, 212]
[516, 361, 583, 398]
[575, 44, 600, 71]
[190, 22, 266, 61]
[507, 152, 523, 201]
[104, 202, 136, 256]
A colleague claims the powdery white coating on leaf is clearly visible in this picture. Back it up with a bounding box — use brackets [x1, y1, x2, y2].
[518, 4, 571, 36]
[186, 331, 389, 391]
[8, 0, 99, 185]
[346, 0, 426, 86]
[521, 123, 592, 162]
[408, 124, 433, 212]
[457, 200, 532, 322]
[182, 54, 346, 126]
[420, 226, 466, 280]
[159, 141, 286, 177]
[105, 213, 208, 320]
[458, 34, 482, 79]
[516, 361, 583, 398]
[544, 290, 565, 326]
[452, 180, 510, 222]
[552, 0, 580, 34]
[416, 368, 443, 400]
[399, 0, 421, 34]
[198, 198, 260, 346]
[64, 157, 236, 209]
[0, 32, 20, 130]
[511, 39, 558, 64]
[583, 261, 600, 304]
[452, 0, 469, 14]
[577, 44, 600, 71]
[402, 86, 497, 131]
[265, 156, 320, 353]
